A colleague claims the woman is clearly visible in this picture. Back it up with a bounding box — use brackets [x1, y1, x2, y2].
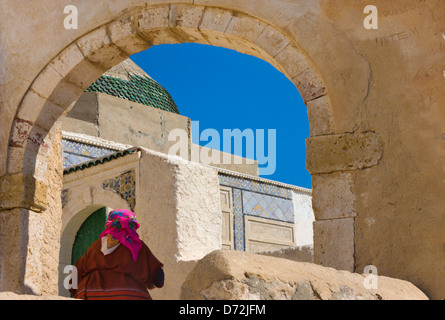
[70, 209, 164, 300]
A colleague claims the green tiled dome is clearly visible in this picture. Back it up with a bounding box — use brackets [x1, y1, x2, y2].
[85, 59, 179, 114]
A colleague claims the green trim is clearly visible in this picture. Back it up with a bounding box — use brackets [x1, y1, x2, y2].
[86, 74, 180, 114]
[63, 148, 138, 175]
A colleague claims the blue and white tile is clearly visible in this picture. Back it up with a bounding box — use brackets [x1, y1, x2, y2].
[242, 190, 294, 223]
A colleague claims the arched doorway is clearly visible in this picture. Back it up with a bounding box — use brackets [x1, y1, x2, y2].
[71, 207, 107, 265]
[58, 163, 134, 296]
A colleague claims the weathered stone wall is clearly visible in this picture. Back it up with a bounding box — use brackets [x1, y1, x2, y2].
[292, 190, 314, 246]
[181, 250, 428, 300]
[40, 122, 64, 295]
[137, 148, 222, 299]
[0, 0, 444, 299]
[0, 122, 63, 295]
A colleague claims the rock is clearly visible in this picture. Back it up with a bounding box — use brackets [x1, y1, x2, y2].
[180, 250, 428, 300]
[0, 291, 75, 300]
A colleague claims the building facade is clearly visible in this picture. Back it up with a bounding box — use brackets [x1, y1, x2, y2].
[58, 59, 313, 298]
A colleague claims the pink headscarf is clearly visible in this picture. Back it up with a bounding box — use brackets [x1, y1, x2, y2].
[100, 209, 142, 262]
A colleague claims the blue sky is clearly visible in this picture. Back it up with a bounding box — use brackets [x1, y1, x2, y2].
[131, 43, 311, 189]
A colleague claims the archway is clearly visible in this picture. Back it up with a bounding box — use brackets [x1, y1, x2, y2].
[58, 184, 131, 296]
[71, 207, 107, 265]
[8, 5, 329, 183]
[2, 3, 377, 296]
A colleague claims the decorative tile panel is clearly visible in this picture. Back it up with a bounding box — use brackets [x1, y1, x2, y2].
[102, 170, 136, 211]
[219, 173, 297, 252]
[242, 190, 294, 223]
[62, 139, 118, 168]
[219, 174, 293, 199]
[232, 189, 245, 251]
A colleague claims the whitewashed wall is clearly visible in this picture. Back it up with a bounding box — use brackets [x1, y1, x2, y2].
[292, 190, 314, 246]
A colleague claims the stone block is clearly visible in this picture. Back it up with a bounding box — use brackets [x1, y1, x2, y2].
[76, 26, 128, 69]
[274, 43, 310, 79]
[169, 5, 209, 44]
[141, 29, 183, 46]
[48, 43, 85, 79]
[63, 59, 106, 90]
[108, 14, 151, 55]
[170, 4, 205, 29]
[76, 26, 109, 57]
[223, 35, 267, 60]
[225, 13, 267, 44]
[137, 5, 170, 35]
[199, 7, 233, 33]
[199, 29, 233, 49]
[8, 118, 33, 149]
[15, 90, 46, 124]
[0, 209, 22, 292]
[198, 7, 234, 48]
[28, 125, 51, 156]
[313, 218, 355, 272]
[8, 119, 50, 156]
[255, 24, 290, 58]
[292, 68, 327, 103]
[0, 173, 48, 212]
[181, 250, 428, 300]
[20, 208, 45, 295]
[307, 95, 335, 136]
[138, 149, 221, 260]
[0, 208, 45, 295]
[30, 65, 63, 100]
[7, 144, 51, 182]
[306, 132, 384, 174]
[47, 80, 84, 110]
[31, 153, 50, 182]
[4, 147, 25, 175]
[35, 100, 66, 132]
[312, 172, 357, 220]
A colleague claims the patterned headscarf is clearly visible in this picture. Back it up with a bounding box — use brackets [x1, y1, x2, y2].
[100, 209, 142, 262]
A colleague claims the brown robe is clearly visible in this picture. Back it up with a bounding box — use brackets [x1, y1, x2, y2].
[70, 239, 163, 300]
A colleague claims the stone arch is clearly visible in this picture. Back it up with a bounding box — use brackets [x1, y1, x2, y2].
[6, 4, 330, 183]
[2, 3, 381, 295]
